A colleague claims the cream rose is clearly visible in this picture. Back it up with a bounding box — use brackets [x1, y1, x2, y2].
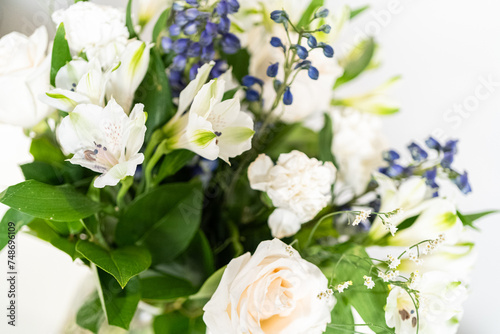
[203, 239, 335, 334]
[248, 151, 336, 238]
[0, 26, 52, 128]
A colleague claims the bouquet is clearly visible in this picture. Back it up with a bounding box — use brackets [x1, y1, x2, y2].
[0, 0, 494, 333]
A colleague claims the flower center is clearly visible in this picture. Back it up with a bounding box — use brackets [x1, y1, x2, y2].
[84, 142, 119, 169]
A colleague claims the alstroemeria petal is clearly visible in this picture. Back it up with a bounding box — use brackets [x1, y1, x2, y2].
[40, 88, 91, 112]
[217, 112, 254, 164]
[177, 62, 214, 116]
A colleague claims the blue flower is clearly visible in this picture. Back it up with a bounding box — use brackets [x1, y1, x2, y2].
[211, 60, 228, 78]
[173, 38, 189, 54]
[295, 60, 312, 69]
[423, 167, 439, 188]
[283, 87, 293, 105]
[407, 142, 428, 161]
[314, 7, 329, 18]
[189, 63, 201, 80]
[383, 150, 400, 162]
[322, 44, 334, 57]
[308, 66, 319, 80]
[199, 30, 213, 46]
[172, 3, 185, 11]
[273, 79, 282, 91]
[218, 15, 230, 33]
[186, 42, 201, 57]
[186, 0, 198, 6]
[443, 139, 459, 154]
[216, 0, 228, 16]
[227, 0, 240, 13]
[454, 171, 472, 194]
[441, 151, 454, 168]
[172, 55, 187, 71]
[270, 10, 288, 23]
[201, 45, 215, 62]
[295, 45, 309, 59]
[185, 8, 200, 20]
[246, 89, 260, 102]
[161, 37, 172, 52]
[175, 12, 189, 26]
[425, 137, 441, 150]
[266, 62, 279, 77]
[319, 24, 331, 34]
[385, 164, 404, 177]
[270, 37, 284, 49]
[221, 33, 241, 54]
[184, 21, 198, 35]
[169, 24, 181, 36]
[242, 75, 263, 87]
[307, 35, 317, 48]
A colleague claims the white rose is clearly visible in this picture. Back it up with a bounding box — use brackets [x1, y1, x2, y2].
[330, 108, 387, 197]
[52, 2, 129, 68]
[203, 239, 335, 334]
[0, 26, 52, 128]
[386, 271, 467, 334]
[248, 151, 336, 238]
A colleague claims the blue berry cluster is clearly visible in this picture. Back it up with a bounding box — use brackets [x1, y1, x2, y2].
[256, 7, 335, 106]
[379, 137, 471, 195]
[161, 0, 241, 94]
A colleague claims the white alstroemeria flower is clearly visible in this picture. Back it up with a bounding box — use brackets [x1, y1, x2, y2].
[369, 174, 430, 241]
[203, 239, 335, 334]
[248, 151, 337, 238]
[57, 99, 146, 188]
[386, 271, 467, 334]
[164, 63, 255, 163]
[0, 26, 52, 128]
[52, 2, 129, 69]
[107, 40, 152, 113]
[133, 0, 172, 42]
[40, 59, 107, 112]
[330, 108, 388, 197]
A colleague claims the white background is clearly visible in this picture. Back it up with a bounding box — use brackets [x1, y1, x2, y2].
[0, 0, 499, 333]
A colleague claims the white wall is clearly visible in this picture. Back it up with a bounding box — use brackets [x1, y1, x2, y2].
[0, 0, 499, 333]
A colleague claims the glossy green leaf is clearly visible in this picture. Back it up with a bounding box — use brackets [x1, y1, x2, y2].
[136, 48, 173, 140]
[152, 9, 170, 44]
[116, 181, 203, 263]
[0, 180, 101, 222]
[457, 210, 498, 230]
[334, 38, 375, 88]
[189, 266, 225, 301]
[0, 209, 33, 251]
[318, 113, 337, 167]
[27, 219, 79, 260]
[125, 0, 137, 39]
[51, 23, 72, 86]
[76, 292, 105, 334]
[349, 5, 370, 19]
[297, 0, 324, 28]
[140, 270, 197, 300]
[223, 48, 250, 83]
[77, 240, 151, 288]
[30, 136, 65, 164]
[156, 150, 195, 184]
[97, 268, 141, 330]
[326, 294, 354, 333]
[21, 161, 64, 185]
[153, 312, 205, 334]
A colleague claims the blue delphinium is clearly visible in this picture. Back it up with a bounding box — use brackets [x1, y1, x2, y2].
[162, 0, 242, 95]
[378, 137, 471, 195]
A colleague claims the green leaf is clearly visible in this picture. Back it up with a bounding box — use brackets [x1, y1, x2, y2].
[156, 150, 195, 183]
[51, 23, 72, 86]
[328, 244, 394, 333]
[0, 209, 33, 251]
[76, 292, 105, 334]
[76, 240, 152, 288]
[115, 181, 203, 263]
[21, 161, 64, 185]
[136, 48, 173, 140]
[334, 38, 375, 88]
[153, 312, 205, 334]
[457, 210, 498, 230]
[27, 219, 79, 260]
[96, 268, 141, 330]
[0, 180, 101, 222]
[222, 88, 239, 101]
[349, 5, 370, 19]
[152, 9, 170, 44]
[318, 113, 337, 167]
[140, 271, 197, 300]
[297, 0, 324, 28]
[30, 136, 65, 164]
[264, 124, 319, 160]
[125, 0, 138, 39]
[223, 48, 250, 83]
[326, 294, 354, 333]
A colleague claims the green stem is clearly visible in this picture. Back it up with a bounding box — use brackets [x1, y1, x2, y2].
[117, 176, 133, 209]
[145, 140, 170, 190]
[305, 210, 360, 249]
